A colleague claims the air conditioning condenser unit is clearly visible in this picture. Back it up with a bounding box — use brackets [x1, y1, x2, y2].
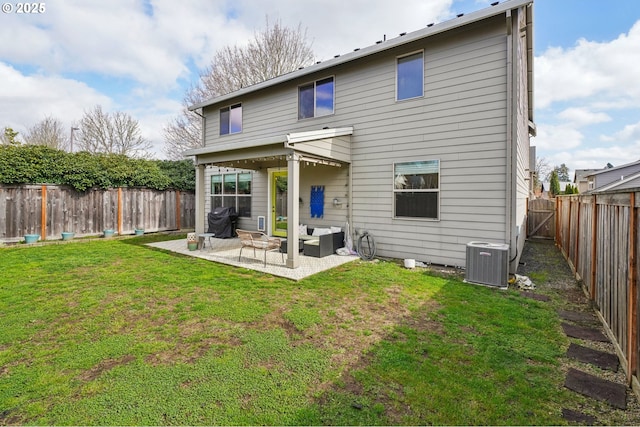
[465, 242, 509, 288]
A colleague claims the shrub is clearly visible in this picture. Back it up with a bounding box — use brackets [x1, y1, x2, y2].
[0, 145, 194, 191]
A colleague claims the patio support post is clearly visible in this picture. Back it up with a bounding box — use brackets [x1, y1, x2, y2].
[286, 152, 300, 268]
[195, 164, 206, 234]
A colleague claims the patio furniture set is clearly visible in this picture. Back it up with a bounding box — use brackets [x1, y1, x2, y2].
[236, 226, 345, 266]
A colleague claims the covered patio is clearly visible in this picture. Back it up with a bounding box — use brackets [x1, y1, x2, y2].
[148, 237, 359, 281]
[185, 127, 354, 271]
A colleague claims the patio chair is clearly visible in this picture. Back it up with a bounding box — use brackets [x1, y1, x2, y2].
[235, 229, 284, 266]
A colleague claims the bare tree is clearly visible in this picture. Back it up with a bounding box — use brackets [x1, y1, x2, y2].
[23, 116, 69, 150]
[163, 18, 315, 159]
[77, 105, 152, 158]
[535, 156, 552, 186]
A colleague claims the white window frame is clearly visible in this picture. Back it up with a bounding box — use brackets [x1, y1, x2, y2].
[211, 172, 252, 217]
[393, 160, 440, 221]
[396, 50, 425, 101]
[297, 76, 335, 120]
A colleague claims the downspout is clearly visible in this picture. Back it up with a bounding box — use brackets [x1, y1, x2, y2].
[526, 4, 534, 129]
[505, 8, 517, 272]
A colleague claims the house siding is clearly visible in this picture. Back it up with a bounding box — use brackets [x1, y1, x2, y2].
[348, 18, 510, 266]
[196, 9, 532, 268]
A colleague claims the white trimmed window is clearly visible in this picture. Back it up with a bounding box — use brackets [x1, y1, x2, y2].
[220, 103, 242, 135]
[211, 172, 252, 217]
[396, 51, 424, 101]
[394, 160, 439, 219]
[298, 77, 334, 119]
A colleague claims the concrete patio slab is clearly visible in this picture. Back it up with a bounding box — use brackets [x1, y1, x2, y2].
[147, 238, 359, 281]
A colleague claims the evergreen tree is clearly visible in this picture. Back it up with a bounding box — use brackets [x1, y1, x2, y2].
[549, 170, 560, 197]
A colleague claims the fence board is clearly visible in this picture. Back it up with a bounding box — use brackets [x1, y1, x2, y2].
[0, 185, 195, 241]
[557, 191, 639, 391]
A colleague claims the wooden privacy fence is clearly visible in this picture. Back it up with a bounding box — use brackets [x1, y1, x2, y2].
[0, 185, 195, 241]
[556, 191, 639, 391]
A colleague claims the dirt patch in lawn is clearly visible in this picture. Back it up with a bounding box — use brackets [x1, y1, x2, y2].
[78, 354, 136, 382]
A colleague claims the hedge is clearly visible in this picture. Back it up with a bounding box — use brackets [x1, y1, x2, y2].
[0, 145, 195, 192]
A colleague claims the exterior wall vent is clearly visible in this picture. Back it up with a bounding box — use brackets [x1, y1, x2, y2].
[465, 242, 509, 288]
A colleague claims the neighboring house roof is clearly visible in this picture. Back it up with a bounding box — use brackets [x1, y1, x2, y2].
[573, 168, 601, 183]
[592, 171, 640, 193]
[189, 0, 534, 115]
[587, 159, 640, 178]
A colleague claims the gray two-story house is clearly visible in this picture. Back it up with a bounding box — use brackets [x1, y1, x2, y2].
[185, 0, 535, 272]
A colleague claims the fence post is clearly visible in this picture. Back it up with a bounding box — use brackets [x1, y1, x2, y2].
[567, 196, 572, 256]
[574, 196, 581, 273]
[590, 195, 598, 299]
[176, 191, 181, 230]
[555, 197, 560, 246]
[628, 192, 637, 384]
[40, 185, 47, 240]
[117, 187, 123, 235]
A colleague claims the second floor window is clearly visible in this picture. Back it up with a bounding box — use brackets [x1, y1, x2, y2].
[397, 52, 424, 100]
[220, 103, 242, 135]
[298, 77, 334, 119]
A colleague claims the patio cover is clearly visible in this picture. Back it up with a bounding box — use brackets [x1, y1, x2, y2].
[184, 127, 354, 269]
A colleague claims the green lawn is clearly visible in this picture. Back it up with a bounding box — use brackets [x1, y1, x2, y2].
[0, 234, 580, 425]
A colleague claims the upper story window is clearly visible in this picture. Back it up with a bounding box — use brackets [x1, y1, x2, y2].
[298, 77, 334, 119]
[396, 52, 424, 101]
[394, 160, 439, 220]
[220, 103, 242, 135]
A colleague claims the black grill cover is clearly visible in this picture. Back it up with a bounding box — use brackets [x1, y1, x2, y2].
[207, 207, 239, 238]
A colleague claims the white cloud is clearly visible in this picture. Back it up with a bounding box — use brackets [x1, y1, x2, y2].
[177, 0, 455, 61]
[570, 145, 640, 171]
[536, 20, 640, 109]
[533, 123, 583, 151]
[0, 62, 112, 136]
[556, 107, 611, 127]
[534, 19, 640, 174]
[0, 0, 458, 89]
[610, 120, 640, 143]
[0, 0, 253, 88]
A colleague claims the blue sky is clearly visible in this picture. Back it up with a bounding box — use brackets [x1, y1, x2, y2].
[1, 0, 639, 178]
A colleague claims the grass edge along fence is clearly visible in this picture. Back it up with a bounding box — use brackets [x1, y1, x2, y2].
[556, 191, 639, 398]
[0, 184, 195, 242]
